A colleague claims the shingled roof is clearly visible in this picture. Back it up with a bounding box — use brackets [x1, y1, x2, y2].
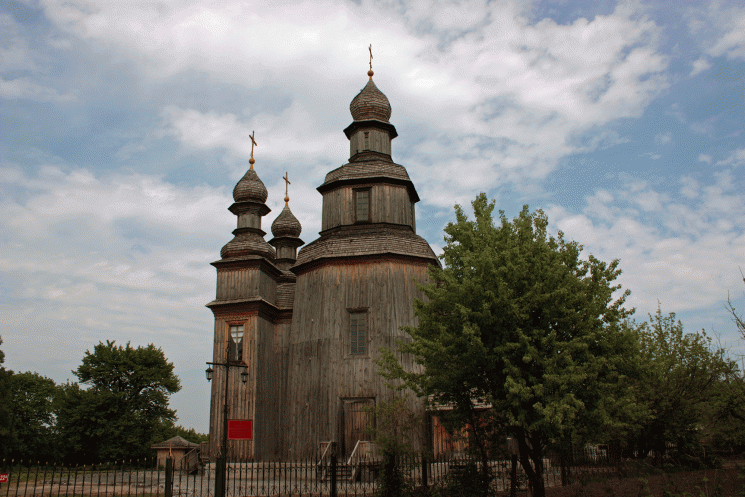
[318, 156, 419, 201]
[271, 205, 302, 238]
[221, 230, 276, 259]
[233, 167, 269, 203]
[293, 224, 438, 272]
[150, 436, 199, 449]
[350, 79, 392, 122]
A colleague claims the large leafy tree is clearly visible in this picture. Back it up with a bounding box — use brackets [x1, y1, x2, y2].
[380, 195, 638, 497]
[57, 341, 181, 463]
[7, 372, 60, 462]
[629, 309, 741, 463]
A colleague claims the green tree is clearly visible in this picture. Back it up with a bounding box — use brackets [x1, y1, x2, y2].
[57, 341, 181, 463]
[380, 195, 637, 497]
[726, 268, 745, 339]
[7, 372, 60, 462]
[629, 309, 740, 465]
[0, 337, 12, 460]
[365, 395, 422, 497]
[171, 426, 209, 444]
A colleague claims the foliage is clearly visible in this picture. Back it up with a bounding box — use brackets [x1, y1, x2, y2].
[0, 336, 12, 460]
[57, 341, 181, 463]
[170, 425, 209, 444]
[7, 371, 61, 462]
[725, 268, 745, 340]
[379, 195, 636, 497]
[628, 309, 741, 465]
[365, 396, 421, 497]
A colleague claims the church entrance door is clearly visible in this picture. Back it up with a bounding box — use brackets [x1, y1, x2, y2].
[340, 398, 375, 460]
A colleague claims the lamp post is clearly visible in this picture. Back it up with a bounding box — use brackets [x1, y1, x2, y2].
[206, 328, 249, 497]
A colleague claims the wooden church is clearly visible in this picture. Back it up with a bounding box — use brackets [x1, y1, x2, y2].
[206, 64, 439, 460]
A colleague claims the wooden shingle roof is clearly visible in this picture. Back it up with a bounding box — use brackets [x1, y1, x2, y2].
[233, 168, 268, 203]
[293, 224, 438, 271]
[271, 205, 302, 238]
[350, 79, 392, 122]
[150, 436, 199, 449]
[221, 229, 276, 260]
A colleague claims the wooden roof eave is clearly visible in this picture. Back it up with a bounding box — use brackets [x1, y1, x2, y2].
[317, 175, 420, 203]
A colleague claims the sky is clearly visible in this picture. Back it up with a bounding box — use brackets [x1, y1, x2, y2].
[1, 0, 744, 434]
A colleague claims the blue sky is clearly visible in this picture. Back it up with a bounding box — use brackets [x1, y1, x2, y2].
[1, 0, 744, 433]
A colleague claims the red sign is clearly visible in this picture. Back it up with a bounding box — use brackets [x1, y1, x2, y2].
[0, 474, 8, 483]
[228, 419, 253, 440]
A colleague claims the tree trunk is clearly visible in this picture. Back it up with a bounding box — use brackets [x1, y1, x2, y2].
[514, 430, 546, 497]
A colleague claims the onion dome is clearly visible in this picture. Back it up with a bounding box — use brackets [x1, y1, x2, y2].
[233, 167, 268, 203]
[350, 79, 392, 122]
[272, 205, 302, 238]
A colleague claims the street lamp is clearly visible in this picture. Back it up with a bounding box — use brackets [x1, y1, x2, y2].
[206, 327, 248, 497]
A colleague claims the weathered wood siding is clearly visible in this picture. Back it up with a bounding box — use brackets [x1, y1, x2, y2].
[208, 311, 286, 461]
[209, 312, 258, 461]
[215, 267, 278, 304]
[321, 184, 415, 231]
[349, 128, 391, 157]
[283, 258, 430, 457]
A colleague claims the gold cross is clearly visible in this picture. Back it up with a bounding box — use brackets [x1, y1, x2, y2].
[283, 172, 291, 204]
[250, 131, 257, 159]
[369, 44, 373, 71]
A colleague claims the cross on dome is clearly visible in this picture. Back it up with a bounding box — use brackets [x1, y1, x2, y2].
[283, 172, 291, 205]
[249, 131, 257, 169]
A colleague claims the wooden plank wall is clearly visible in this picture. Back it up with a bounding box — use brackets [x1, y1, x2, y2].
[216, 267, 278, 304]
[209, 312, 258, 461]
[349, 128, 391, 157]
[321, 183, 414, 231]
[283, 258, 430, 457]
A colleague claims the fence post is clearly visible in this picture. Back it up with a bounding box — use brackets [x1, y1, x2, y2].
[330, 441, 337, 497]
[560, 447, 568, 486]
[421, 452, 428, 489]
[165, 458, 173, 497]
[510, 454, 517, 497]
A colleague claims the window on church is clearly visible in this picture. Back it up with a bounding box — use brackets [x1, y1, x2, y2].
[349, 312, 367, 355]
[229, 324, 244, 362]
[363, 131, 370, 151]
[355, 189, 370, 223]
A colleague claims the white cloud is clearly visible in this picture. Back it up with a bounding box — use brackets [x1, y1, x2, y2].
[690, 57, 711, 76]
[547, 170, 745, 315]
[698, 153, 713, 164]
[38, 0, 668, 205]
[688, 2, 745, 61]
[679, 176, 699, 199]
[0, 77, 77, 102]
[715, 148, 745, 168]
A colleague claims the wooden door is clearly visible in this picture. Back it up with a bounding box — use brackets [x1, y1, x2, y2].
[340, 398, 375, 460]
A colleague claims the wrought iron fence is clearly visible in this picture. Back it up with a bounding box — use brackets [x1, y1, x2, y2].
[0, 444, 656, 497]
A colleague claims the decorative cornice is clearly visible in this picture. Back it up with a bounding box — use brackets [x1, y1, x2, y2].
[291, 252, 436, 277]
[211, 255, 284, 278]
[343, 119, 398, 140]
[317, 176, 419, 203]
[206, 297, 280, 322]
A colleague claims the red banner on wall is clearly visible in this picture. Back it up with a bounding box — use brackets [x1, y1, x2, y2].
[228, 419, 253, 440]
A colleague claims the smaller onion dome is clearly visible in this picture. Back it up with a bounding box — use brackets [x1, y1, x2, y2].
[271, 204, 302, 238]
[233, 167, 268, 203]
[350, 79, 392, 122]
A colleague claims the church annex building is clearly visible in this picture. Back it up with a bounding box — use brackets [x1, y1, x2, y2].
[206, 66, 439, 460]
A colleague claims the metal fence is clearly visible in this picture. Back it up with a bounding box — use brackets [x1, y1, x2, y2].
[0, 445, 639, 497]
